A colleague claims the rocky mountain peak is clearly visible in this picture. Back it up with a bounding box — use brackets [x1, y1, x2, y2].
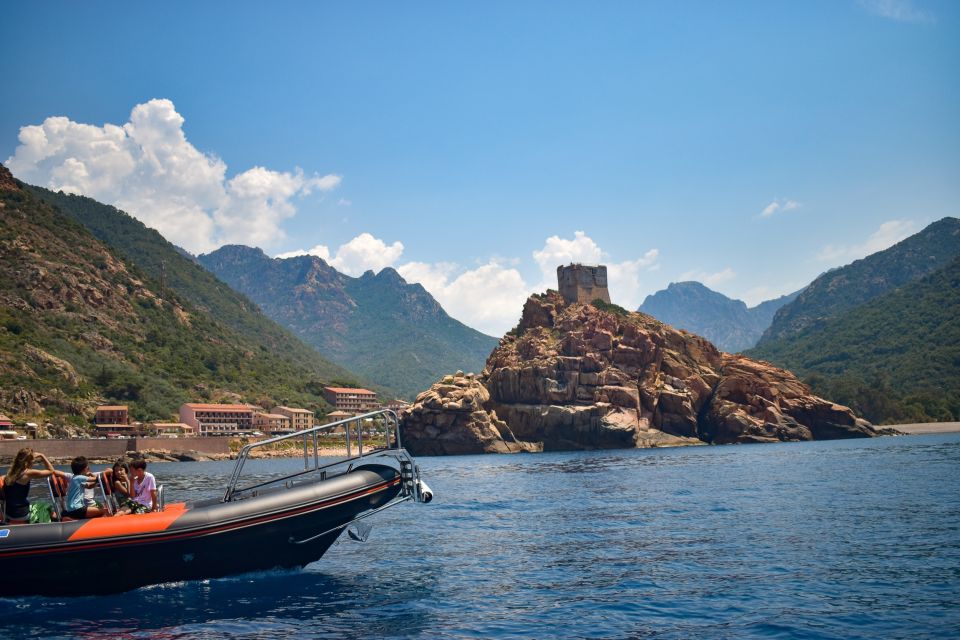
[0, 163, 20, 192]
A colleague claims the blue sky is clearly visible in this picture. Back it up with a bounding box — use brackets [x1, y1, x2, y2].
[2, 1, 958, 335]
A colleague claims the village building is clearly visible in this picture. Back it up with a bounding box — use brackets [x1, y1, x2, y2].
[383, 399, 411, 413]
[150, 422, 196, 437]
[322, 387, 380, 413]
[95, 405, 129, 426]
[179, 403, 255, 436]
[93, 423, 141, 437]
[271, 406, 314, 432]
[254, 412, 293, 435]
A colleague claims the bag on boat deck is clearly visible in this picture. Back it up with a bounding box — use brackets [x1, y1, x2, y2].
[28, 501, 54, 524]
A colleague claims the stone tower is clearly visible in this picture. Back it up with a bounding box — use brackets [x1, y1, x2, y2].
[557, 264, 611, 305]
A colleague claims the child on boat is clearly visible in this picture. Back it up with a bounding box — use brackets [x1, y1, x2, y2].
[63, 456, 109, 519]
[111, 460, 149, 515]
[130, 459, 158, 512]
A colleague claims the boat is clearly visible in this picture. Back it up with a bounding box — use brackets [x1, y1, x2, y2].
[0, 409, 432, 597]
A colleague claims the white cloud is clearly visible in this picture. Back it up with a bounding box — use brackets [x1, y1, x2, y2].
[679, 267, 737, 289]
[276, 233, 403, 276]
[5, 99, 340, 254]
[327, 233, 404, 276]
[858, 0, 934, 23]
[275, 244, 332, 261]
[337, 198, 352, 206]
[760, 198, 801, 218]
[281, 230, 658, 336]
[816, 219, 917, 264]
[531, 231, 659, 309]
[399, 260, 531, 338]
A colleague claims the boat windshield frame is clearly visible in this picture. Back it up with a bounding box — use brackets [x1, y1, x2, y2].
[222, 408, 405, 502]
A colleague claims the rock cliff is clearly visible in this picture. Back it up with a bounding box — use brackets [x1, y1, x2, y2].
[401, 292, 878, 455]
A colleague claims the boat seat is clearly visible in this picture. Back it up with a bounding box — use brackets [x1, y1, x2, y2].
[47, 474, 70, 521]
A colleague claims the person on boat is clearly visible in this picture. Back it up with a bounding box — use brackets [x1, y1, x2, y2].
[63, 456, 109, 519]
[130, 459, 158, 512]
[111, 460, 148, 515]
[2, 448, 68, 524]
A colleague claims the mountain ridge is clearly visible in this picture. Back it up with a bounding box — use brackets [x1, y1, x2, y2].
[638, 281, 800, 352]
[198, 246, 499, 398]
[758, 217, 960, 345]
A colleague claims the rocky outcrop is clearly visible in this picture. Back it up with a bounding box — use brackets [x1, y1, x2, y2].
[400, 292, 879, 455]
[402, 372, 541, 455]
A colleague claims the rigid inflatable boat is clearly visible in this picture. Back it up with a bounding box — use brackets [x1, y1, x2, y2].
[0, 410, 431, 598]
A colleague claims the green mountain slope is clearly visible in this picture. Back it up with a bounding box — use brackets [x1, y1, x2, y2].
[638, 281, 800, 352]
[25, 184, 359, 389]
[198, 245, 499, 398]
[1, 167, 353, 425]
[758, 217, 960, 345]
[748, 257, 960, 424]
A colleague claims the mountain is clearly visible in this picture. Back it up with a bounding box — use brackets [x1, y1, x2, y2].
[1, 165, 356, 425]
[758, 217, 960, 345]
[638, 282, 800, 352]
[748, 256, 960, 424]
[198, 246, 499, 398]
[400, 293, 879, 456]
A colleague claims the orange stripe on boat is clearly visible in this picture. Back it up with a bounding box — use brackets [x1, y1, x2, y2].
[68, 503, 188, 541]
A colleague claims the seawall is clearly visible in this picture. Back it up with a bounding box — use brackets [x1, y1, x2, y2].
[0, 437, 231, 463]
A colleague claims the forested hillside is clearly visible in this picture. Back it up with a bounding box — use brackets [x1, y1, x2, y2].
[759, 217, 960, 344]
[1, 167, 356, 425]
[749, 257, 960, 423]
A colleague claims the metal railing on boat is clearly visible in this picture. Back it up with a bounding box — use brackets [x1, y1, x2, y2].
[222, 408, 408, 502]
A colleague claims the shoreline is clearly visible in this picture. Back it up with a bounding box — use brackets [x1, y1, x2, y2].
[18, 446, 363, 466]
[887, 422, 960, 435]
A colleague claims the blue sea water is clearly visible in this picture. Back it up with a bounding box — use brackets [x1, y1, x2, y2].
[1, 433, 959, 639]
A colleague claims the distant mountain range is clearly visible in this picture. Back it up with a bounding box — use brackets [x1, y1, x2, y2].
[198, 246, 499, 398]
[1, 165, 356, 425]
[638, 282, 800, 352]
[749, 217, 960, 423]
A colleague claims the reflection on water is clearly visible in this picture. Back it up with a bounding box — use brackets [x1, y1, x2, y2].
[2, 434, 959, 639]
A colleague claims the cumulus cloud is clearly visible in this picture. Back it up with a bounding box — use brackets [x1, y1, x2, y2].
[817, 219, 917, 264]
[280, 230, 658, 336]
[760, 199, 801, 218]
[5, 99, 340, 254]
[532, 231, 659, 309]
[275, 233, 403, 276]
[858, 0, 934, 23]
[399, 260, 531, 338]
[679, 267, 737, 289]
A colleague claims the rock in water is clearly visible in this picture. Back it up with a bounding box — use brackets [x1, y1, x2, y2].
[401, 291, 878, 455]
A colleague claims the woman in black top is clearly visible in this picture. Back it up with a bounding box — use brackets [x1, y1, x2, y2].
[3, 448, 66, 523]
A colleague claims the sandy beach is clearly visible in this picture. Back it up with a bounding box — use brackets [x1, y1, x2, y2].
[888, 422, 960, 435]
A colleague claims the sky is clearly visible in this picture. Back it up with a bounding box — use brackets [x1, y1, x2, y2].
[2, 1, 958, 336]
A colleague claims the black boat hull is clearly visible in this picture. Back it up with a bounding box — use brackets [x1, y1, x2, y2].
[0, 465, 402, 597]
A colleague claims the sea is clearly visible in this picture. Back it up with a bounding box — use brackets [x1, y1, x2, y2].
[1, 433, 958, 639]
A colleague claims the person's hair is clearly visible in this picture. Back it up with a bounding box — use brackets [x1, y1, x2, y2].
[70, 456, 88, 476]
[130, 459, 147, 470]
[4, 447, 34, 484]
